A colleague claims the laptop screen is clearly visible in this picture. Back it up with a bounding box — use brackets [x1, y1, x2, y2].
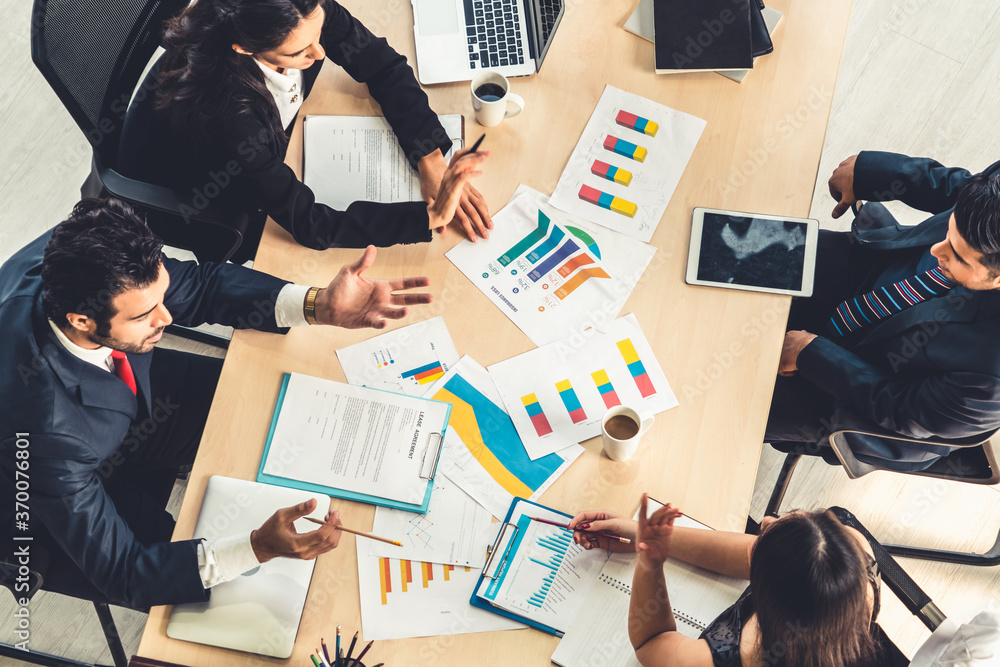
[526, 0, 564, 70]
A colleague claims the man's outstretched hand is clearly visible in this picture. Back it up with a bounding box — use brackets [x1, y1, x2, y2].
[314, 246, 432, 329]
[251, 499, 342, 563]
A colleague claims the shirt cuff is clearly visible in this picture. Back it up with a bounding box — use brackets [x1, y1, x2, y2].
[196, 532, 262, 589]
[275, 283, 312, 328]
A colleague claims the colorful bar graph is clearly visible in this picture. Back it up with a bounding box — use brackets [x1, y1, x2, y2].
[525, 224, 566, 263]
[556, 253, 595, 278]
[555, 265, 611, 300]
[401, 361, 445, 385]
[521, 393, 553, 436]
[578, 184, 638, 218]
[498, 210, 551, 266]
[555, 379, 587, 423]
[603, 134, 647, 162]
[591, 159, 633, 186]
[616, 110, 659, 137]
[527, 238, 580, 281]
[617, 338, 656, 398]
[379, 557, 391, 605]
[591, 370, 621, 408]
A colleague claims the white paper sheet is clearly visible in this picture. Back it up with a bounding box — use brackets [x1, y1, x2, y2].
[422, 357, 584, 518]
[446, 192, 627, 346]
[550, 85, 706, 242]
[368, 472, 495, 566]
[336, 316, 460, 396]
[356, 540, 526, 641]
[261, 374, 448, 505]
[488, 314, 679, 459]
[303, 115, 463, 209]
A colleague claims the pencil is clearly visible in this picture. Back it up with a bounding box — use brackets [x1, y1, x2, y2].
[469, 133, 486, 154]
[353, 640, 374, 666]
[316, 649, 330, 667]
[303, 517, 403, 547]
[322, 638, 331, 666]
[336, 626, 341, 667]
[311, 654, 322, 667]
[530, 516, 632, 544]
[345, 631, 358, 665]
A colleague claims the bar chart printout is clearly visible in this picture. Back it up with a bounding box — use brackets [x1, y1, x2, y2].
[479, 511, 608, 633]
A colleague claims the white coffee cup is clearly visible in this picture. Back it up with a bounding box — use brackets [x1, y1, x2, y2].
[601, 406, 654, 462]
[470, 71, 525, 127]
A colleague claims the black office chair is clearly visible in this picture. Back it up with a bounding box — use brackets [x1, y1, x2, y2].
[0, 546, 128, 667]
[30, 0, 247, 266]
[766, 419, 1000, 566]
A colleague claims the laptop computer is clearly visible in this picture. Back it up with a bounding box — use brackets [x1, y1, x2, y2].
[412, 0, 565, 84]
[166, 476, 330, 658]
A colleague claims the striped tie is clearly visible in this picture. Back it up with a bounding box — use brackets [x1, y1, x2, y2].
[829, 267, 954, 336]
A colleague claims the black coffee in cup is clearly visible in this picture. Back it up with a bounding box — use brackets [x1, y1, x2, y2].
[474, 83, 506, 102]
[605, 414, 639, 440]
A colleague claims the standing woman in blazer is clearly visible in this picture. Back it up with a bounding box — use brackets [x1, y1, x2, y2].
[121, 0, 491, 262]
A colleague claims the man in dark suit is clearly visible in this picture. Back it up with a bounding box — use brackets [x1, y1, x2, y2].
[767, 151, 1000, 471]
[0, 198, 433, 609]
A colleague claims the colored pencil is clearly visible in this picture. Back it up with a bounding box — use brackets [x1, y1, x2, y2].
[311, 654, 322, 667]
[303, 517, 402, 547]
[530, 516, 632, 544]
[353, 640, 374, 667]
[322, 639, 331, 667]
[316, 649, 330, 667]
[345, 632, 358, 665]
[336, 626, 341, 667]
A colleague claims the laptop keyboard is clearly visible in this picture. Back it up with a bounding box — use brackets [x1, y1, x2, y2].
[464, 0, 524, 69]
[538, 0, 561, 44]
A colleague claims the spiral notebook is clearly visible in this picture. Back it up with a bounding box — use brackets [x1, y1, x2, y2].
[550, 509, 746, 667]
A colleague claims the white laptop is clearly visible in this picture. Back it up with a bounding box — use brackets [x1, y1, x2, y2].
[166, 476, 330, 659]
[412, 0, 565, 84]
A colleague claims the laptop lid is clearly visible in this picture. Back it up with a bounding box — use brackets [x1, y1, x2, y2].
[166, 476, 330, 659]
[525, 0, 565, 71]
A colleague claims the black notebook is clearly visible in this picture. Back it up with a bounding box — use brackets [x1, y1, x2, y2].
[653, 0, 755, 74]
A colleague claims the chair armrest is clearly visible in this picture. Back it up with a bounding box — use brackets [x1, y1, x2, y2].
[95, 161, 228, 227]
[829, 507, 944, 631]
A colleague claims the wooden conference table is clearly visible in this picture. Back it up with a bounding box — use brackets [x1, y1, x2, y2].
[138, 0, 852, 664]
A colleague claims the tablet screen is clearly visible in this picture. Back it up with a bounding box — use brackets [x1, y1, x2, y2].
[696, 213, 808, 291]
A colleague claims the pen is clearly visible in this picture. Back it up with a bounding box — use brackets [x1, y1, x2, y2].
[531, 516, 632, 544]
[353, 640, 375, 667]
[345, 631, 358, 666]
[322, 638, 331, 666]
[303, 517, 403, 547]
[336, 626, 341, 667]
[469, 133, 486, 154]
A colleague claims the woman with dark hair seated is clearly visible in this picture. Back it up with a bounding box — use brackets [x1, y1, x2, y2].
[569, 495, 880, 667]
[121, 0, 490, 262]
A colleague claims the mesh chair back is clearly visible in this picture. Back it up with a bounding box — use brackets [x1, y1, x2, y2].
[30, 0, 188, 166]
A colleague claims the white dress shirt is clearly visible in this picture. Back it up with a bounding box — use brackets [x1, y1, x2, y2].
[47, 283, 311, 588]
[255, 59, 304, 130]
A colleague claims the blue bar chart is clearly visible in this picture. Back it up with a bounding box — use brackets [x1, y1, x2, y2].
[527, 529, 572, 607]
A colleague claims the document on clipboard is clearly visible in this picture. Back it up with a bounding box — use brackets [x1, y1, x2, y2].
[469, 498, 610, 636]
[257, 373, 451, 513]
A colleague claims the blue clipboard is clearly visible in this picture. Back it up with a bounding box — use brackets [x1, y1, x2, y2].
[469, 497, 575, 637]
[256, 373, 451, 513]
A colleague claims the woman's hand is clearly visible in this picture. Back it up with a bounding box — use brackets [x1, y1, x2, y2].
[421, 148, 491, 242]
[636, 493, 683, 567]
[567, 509, 637, 553]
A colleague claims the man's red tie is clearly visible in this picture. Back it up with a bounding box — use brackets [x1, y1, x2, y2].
[110, 350, 137, 395]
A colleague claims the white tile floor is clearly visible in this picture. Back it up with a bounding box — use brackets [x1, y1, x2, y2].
[3, 0, 1000, 662]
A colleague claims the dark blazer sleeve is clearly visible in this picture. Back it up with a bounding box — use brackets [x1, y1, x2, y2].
[212, 112, 432, 251]
[162, 256, 292, 332]
[797, 336, 1000, 440]
[322, 1, 453, 166]
[853, 151, 974, 214]
[27, 432, 207, 608]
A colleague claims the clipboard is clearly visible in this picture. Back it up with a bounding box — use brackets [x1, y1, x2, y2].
[468, 497, 577, 637]
[256, 373, 450, 513]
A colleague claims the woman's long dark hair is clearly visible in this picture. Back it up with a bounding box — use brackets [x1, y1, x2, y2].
[749, 510, 878, 667]
[156, 0, 325, 143]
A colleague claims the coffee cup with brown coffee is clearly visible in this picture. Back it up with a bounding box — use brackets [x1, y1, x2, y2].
[601, 406, 653, 461]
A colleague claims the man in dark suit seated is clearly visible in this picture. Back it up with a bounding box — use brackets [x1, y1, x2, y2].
[0, 198, 432, 609]
[767, 151, 1000, 471]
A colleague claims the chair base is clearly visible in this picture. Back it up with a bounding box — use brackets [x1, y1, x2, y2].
[886, 525, 1000, 566]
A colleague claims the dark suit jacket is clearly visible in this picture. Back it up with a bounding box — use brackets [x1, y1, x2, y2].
[120, 1, 449, 251]
[0, 230, 291, 608]
[797, 151, 1000, 464]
